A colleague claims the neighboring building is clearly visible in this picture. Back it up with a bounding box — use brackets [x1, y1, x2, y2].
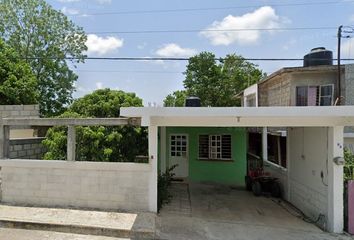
[238, 48, 354, 161]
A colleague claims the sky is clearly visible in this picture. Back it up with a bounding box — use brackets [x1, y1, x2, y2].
[46, 0, 354, 106]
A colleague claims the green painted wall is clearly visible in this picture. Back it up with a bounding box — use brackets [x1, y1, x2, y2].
[159, 127, 247, 186]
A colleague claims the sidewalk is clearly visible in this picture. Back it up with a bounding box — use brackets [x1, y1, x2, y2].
[0, 205, 155, 239]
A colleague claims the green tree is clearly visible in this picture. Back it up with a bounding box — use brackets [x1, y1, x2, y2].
[163, 90, 187, 107]
[0, 39, 38, 104]
[43, 89, 148, 162]
[166, 52, 265, 107]
[0, 0, 87, 116]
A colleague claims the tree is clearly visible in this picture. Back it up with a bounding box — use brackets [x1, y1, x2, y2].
[165, 52, 265, 107]
[43, 89, 148, 162]
[0, 39, 38, 104]
[163, 90, 187, 107]
[0, 0, 87, 116]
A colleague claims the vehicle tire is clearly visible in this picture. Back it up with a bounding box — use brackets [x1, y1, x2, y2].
[252, 181, 262, 196]
[271, 182, 281, 198]
[245, 176, 252, 191]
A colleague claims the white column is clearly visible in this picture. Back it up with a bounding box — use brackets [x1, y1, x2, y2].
[327, 126, 344, 233]
[286, 128, 291, 201]
[160, 127, 167, 174]
[148, 125, 158, 212]
[262, 127, 268, 161]
[67, 125, 76, 161]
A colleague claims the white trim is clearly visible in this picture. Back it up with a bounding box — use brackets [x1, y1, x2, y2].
[121, 106, 354, 127]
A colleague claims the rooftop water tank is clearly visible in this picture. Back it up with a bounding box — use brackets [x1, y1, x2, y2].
[303, 47, 333, 67]
[185, 96, 201, 107]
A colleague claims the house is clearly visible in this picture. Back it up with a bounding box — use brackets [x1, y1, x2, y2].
[1, 106, 354, 234]
[120, 106, 354, 233]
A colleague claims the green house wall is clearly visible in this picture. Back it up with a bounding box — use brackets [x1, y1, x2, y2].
[159, 127, 247, 186]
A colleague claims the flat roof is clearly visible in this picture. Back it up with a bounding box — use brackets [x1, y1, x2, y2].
[120, 106, 354, 127]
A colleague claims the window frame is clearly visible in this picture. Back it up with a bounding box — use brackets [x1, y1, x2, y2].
[295, 84, 334, 106]
[198, 134, 232, 161]
[169, 134, 188, 158]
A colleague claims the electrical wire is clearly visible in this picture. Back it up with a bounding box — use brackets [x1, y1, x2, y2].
[21, 57, 354, 61]
[65, 1, 353, 16]
[86, 27, 337, 35]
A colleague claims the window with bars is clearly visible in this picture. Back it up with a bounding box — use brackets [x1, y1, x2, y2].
[198, 135, 232, 160]
[170, 135, 187, 157]
[296, 84, 333, 106]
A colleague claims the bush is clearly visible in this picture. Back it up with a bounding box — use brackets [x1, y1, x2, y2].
[158, 164, 177, 211]
[344, 148, 354, 181]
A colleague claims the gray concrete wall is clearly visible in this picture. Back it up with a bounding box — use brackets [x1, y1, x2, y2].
[0, 160, 151, 211]
[258, 74, 291, 106]
[9, 138, 46, 159]
[345, 64, 354, 105]
[0, 105, 39, 118]
[288, 127, 329, 229]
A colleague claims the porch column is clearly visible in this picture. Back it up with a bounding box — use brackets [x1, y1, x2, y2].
[327, 126, 344, 233]
[148, 125, 158, 212]
[160, 127, 166, 174]
[262, 127, 268, 161]
[0, 125, 10, 159]
[67, 125, 76, 161]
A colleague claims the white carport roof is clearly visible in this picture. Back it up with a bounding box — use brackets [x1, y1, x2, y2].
[120, 106, 354, 127]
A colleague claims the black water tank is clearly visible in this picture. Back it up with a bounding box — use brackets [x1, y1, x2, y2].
[303, 47, 333, 67]
[185, 96, 201, 107]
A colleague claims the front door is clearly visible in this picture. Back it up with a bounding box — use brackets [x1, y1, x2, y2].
[169, 134, 188, 178]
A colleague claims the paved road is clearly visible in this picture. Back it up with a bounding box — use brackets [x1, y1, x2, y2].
[0, 228, 128, 240]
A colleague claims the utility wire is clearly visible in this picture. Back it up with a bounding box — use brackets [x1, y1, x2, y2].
[66, 1, 352, 16]
[24, 57, 354, 61]
[86, 27, 337, 35]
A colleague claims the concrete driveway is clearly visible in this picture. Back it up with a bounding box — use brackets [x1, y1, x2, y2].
[156, 183, 352, 240]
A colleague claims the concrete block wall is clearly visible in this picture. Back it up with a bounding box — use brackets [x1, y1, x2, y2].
[9, 138, 46, 159]
[0, 160, 152, 212]
[258, 75, 291, 106]
[0, 105, 39, 118]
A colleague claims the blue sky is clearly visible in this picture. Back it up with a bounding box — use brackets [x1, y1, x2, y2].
[46, 0, 354, 106]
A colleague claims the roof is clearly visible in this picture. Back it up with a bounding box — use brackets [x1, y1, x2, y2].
[258, 65, 342, 86]
[120, 106, 354, 127]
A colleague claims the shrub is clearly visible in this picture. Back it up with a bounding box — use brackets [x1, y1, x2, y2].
[158, 164, 177, 211]
[344, 148, 354, 181]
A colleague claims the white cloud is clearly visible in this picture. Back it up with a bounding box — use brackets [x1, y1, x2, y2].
[61, 7, 79, 15]
[341, 38, 354, 58]
[86, 34, 124, 56]
[200, 6, 286, 46]
[96, 82, 103, 89]
[155, 43, 197, 57]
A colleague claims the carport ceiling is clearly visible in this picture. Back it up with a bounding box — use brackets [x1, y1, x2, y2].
[120, 106, 354, 127]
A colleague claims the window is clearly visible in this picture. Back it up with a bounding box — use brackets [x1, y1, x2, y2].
[320, 85, 333, 106]
[267, 135, 287, 168]
[198, 135, 232, 160]
[170, 135, 187, 157]
[246, 94, 256, 107]
[296, 84, 333, 106]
